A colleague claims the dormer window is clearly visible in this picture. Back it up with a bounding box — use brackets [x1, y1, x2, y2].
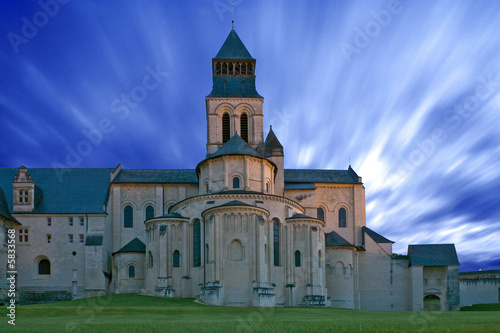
[18, 190, 29, 204]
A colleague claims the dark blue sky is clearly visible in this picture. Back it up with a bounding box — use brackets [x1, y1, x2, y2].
[1, 0, 499, 271]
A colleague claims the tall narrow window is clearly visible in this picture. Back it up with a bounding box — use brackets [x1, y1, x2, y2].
[339, 208, 347, 228]
[318, 250, 322, 268]
[222, 113, 230, 143]
[206, 244, 209, 263]
[47, 217, 51, 226]
[295, 250, 301, 267]
[273, 219, 280, 267]
[124, 205, 133, 228]
[149, 251, 153, 269]
[39, 259, 50, 275]
[240, 113, 248, 142]
[193, 220, 201, 267]
[173, 250, 180, 267]
[146, 205, 154, 221]
[128, 265, 135, 278]
[232, 176, 240, 189]
[317, 207, 325, 222]
[69, 217, 73, 226]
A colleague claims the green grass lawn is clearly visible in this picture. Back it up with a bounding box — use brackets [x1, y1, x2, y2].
[1, 294, 500, 332]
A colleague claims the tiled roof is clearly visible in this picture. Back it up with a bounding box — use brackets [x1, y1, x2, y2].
[215, 29, 254, 59]
[284, 183, 316, 190]
[325, 230, 354, 247]
[217, 200, 254, 208]
[408, 244, 460, 267]
[207, 76, 262, 98]
[284, 169, 361, 184]
[113, 169, 198, 183]
[209, 134, 262, 159]
[0, 188, 19, 224]
[114, 237, 146, 254]
[286, 213, 316, 220]
[0, 168, 112, 214]
[151, 212, 188, 219]
[363, 227, 394, 244]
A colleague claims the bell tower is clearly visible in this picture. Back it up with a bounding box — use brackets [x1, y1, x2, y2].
[206, 27, 264, 156]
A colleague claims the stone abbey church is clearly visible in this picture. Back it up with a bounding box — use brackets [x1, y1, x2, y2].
[0, 28, 462, 311]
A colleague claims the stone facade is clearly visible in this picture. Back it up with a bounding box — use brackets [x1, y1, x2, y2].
[460, 270, 500, 307]
[0, 28, 464, 310]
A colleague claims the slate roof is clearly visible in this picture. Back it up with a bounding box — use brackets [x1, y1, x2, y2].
[284, 183, 317, 190]
[408, 244, 460, 267]
[207, 76, 262, 98]
[85, 235, 103, 246]
[215, 29, 254, 59]
[0, 188, 19, 224]
[114, 237, 146, 254]
[363, 227, 394, 243]
[113, 169, 198, 183]
[217, 200, 254, 208]
[325, 230, 354, 247]
[0, 168, 112, 214]
[286, 213, 316, 220]
[150, 212, 188, 219]
[209, 134, 263, 159]
[284, 168, 361, 184]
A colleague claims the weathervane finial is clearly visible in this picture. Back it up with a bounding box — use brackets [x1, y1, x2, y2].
[231, 0, 235, 29]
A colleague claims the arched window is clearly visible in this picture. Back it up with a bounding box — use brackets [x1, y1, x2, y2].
[39, 259, 50, 275]
[145, 205, 154, 221]
[193, 220, 201, 267]
[128, 265, 135, 278]
[222, 113, 230, 143]
[240, 113, 248, 142]
[241, 63, 247, 75]
[339, 208, 347, 228]
[124, 205, 133, 228]
[232, 176, 240, 189]
[265, 182, 269, 193]
[148, 251, 153, 269]
[173, 250, 180, 267]
[205, 182, 209, 194]
[230, 239, 243, 261]
[318, 250, 322, 268]
[222, 62, 228, 75]
[215, 62, 221, 75]
[273, 219, 280, 267]
[317, 207, 325, 222]
[295, 250, 301, 267]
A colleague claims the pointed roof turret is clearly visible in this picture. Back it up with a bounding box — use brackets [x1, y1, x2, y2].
[215, 29, 254, 60]
[263, 126, 283, 157]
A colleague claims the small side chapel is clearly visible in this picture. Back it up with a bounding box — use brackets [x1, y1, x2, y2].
[0, 28, 460, 311]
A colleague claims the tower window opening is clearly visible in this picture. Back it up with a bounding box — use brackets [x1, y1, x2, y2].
[222, 113, 230, 143]
[241, 63, 247, 75]
[222, 62, 228, 75]
[234, 62, 240, 75]
[248, 63, 254, 75]
[240, 113, 248, 142]
[215, 62, 221, 75]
